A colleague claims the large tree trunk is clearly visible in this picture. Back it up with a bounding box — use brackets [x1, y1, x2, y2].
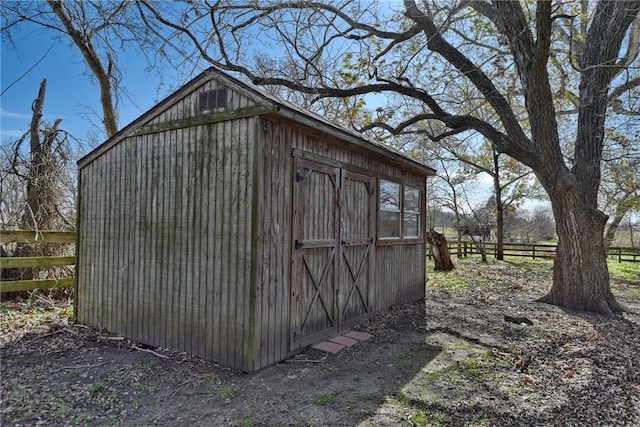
[538, 190, 623, 315]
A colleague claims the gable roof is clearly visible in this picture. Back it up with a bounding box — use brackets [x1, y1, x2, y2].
[78, 67, 436, 176]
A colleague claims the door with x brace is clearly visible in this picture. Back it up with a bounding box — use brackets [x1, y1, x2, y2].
[291, 159, 374, 349]
[338, 170, 374, 330]
[291, 159, 340, 348]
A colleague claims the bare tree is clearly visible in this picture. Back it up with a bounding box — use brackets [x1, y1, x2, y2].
[436, 137, 539, 260]
[5, 79, 72, 231]
[1, 79, 73, 283]
[1, 0, 173, 138]
[600, 124, 640, 249]
[425, 157, 473, 260]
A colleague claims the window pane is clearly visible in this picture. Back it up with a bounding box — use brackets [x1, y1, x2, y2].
[403, 213, 419, 238]
[380, 211, 400, 238]
[380, 180, 400, 212]
[404, 187, 420, 212]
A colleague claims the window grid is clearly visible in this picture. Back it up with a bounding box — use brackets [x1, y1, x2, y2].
[378, 180, 422, 241]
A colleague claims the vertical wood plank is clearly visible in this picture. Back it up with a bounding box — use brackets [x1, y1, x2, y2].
[213, 121, 225, 363]
[197, 124, 209, 359]
[185, 125, 196, 357]
[114, 142, 123, 336]
[168, 128, 180, 351]
[160, 130, 172, 348]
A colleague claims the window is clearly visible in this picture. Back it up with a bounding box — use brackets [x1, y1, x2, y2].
[379, 180, 401, 238]
[378, 180, 422, 241]
[198, 87, 228, 112]
[403, 186, 420, 238]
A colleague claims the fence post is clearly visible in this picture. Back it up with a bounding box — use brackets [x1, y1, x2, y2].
[532, 245, 536, 260]
[618, 247, 622, 263]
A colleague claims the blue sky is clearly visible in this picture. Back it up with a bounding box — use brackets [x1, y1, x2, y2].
[1, 23, 201, 153]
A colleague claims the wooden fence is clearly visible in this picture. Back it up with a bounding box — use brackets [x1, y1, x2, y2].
[0, 230, 76, 293]
[2, 231, 636, 293]
[440, 241, 640, 263]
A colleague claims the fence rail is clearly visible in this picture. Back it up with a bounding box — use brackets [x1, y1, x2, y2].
[0, 230, 76, 244]
[440, 241, 640, 263]
[0, 230, 76, 293]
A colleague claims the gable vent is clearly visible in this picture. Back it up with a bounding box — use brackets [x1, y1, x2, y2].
[198, 87, 228, 112]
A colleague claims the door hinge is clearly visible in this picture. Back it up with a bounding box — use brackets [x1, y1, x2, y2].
[296, 169, 311, 182]
[295, 239, 304, 249]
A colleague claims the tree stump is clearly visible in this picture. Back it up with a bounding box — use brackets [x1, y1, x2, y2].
[426, 230, 455, 271]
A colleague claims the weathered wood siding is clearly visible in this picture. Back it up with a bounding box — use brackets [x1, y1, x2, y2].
[253, 117, 426, 367]
[78, 71, 430, 372]
[146, 78, 259, 129]
[374, 243, 426, 310]
[253, 118, 294, 368]
[77, 78, 259, 370]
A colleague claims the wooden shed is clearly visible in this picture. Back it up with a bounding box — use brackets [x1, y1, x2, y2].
[76, 67, 436, 371]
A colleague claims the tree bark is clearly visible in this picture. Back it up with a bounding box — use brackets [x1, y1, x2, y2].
[493, 149, 504, 260]
[427, 230, 455, 271]
[538, 188, 623, 315]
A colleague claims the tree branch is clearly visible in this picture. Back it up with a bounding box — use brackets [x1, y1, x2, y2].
[608, 76, 640, 102]
[403, 0, 531, 159]
[47, 0, 118, 137]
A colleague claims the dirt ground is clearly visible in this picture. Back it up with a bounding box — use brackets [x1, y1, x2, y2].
[1, 258, 639, 426]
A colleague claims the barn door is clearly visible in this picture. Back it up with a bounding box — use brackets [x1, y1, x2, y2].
[338, 170, 375, 330]
[291, 158, 375, 349]
[291, 159, 340, 348]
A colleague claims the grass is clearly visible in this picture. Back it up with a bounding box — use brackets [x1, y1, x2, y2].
[348, 391, 383, 405]
[232, 413, 256, 427]
[427, 257, 501, 292]
[311, 393, 337, 406]
[216, 384, 240, 399]
[0, 294, 73, 340]
[419, 352, 492, 387]
[608, 261, 640, 283]
[87, 382, 105, 393]
[429, 255, 638, 297]
[397, 342, 440, 373]
[200, 372, 221, 385]
[384, 397, 449, 427]
[134, 361, 156, 370]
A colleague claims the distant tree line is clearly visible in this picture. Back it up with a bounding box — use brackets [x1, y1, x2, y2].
[427, 204, 555, 244]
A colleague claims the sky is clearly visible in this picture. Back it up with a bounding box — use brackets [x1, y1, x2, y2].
[1, 22, 204, 154]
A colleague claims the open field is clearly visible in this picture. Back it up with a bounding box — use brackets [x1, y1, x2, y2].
[1, 258, 639, 426]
